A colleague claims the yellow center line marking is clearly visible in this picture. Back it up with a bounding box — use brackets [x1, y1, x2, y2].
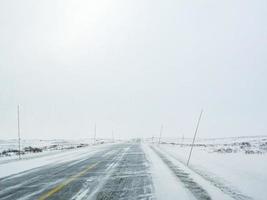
[38, 162, 100, 200]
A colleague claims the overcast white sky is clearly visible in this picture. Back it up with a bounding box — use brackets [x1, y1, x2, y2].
[0, 0, 266, 140]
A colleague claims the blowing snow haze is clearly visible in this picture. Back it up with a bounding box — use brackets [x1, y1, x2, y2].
[1, 2, 267, 199]
[0, 0, 266, 140]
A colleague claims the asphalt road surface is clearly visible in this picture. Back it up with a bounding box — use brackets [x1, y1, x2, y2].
[0, 143, 154, 200]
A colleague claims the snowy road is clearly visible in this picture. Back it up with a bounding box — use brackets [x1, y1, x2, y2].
[0, 143, 154, 200]
[0, 142, 255, 200]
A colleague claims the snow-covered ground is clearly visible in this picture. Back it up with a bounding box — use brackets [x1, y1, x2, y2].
[151, 136, 267, 200]
[146, 135, 267, 154]
[0, 138, 117, 160]
[143, 144, 196, 200]
[0, 139, 91, 152]
[1, 137, 266, 200]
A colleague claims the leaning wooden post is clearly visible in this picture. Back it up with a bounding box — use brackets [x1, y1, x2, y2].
[187, 110, 203, 166]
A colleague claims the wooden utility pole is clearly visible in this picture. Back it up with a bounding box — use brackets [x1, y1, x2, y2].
[17, 105, 21, 159]
[158, 125, 163, 145]
[187, 110, 203, 166]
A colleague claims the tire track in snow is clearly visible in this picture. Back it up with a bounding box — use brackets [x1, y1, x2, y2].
[159, 147, 253, 200]
[151, 146, 211, 200]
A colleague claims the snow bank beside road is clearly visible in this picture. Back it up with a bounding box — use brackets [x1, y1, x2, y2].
[143, 144, 195, 200]
[160, 144, 267, 200]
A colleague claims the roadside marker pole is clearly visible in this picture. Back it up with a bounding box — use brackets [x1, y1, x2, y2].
[187, 110, 203, 166]
[158, 125, 163, 145]
[94, 123, 97, 144]
[181, 134, 184, 146]
[17, 105, 21, 159]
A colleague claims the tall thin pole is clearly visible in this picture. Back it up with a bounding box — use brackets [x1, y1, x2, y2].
[181, 134, 184, 146]
[17, 105, 21, 159]
[94, 123, 96, 145]
[112, 130, 114, 142]
[187, 110, 203, 166]
[158, 124, 163, 144]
